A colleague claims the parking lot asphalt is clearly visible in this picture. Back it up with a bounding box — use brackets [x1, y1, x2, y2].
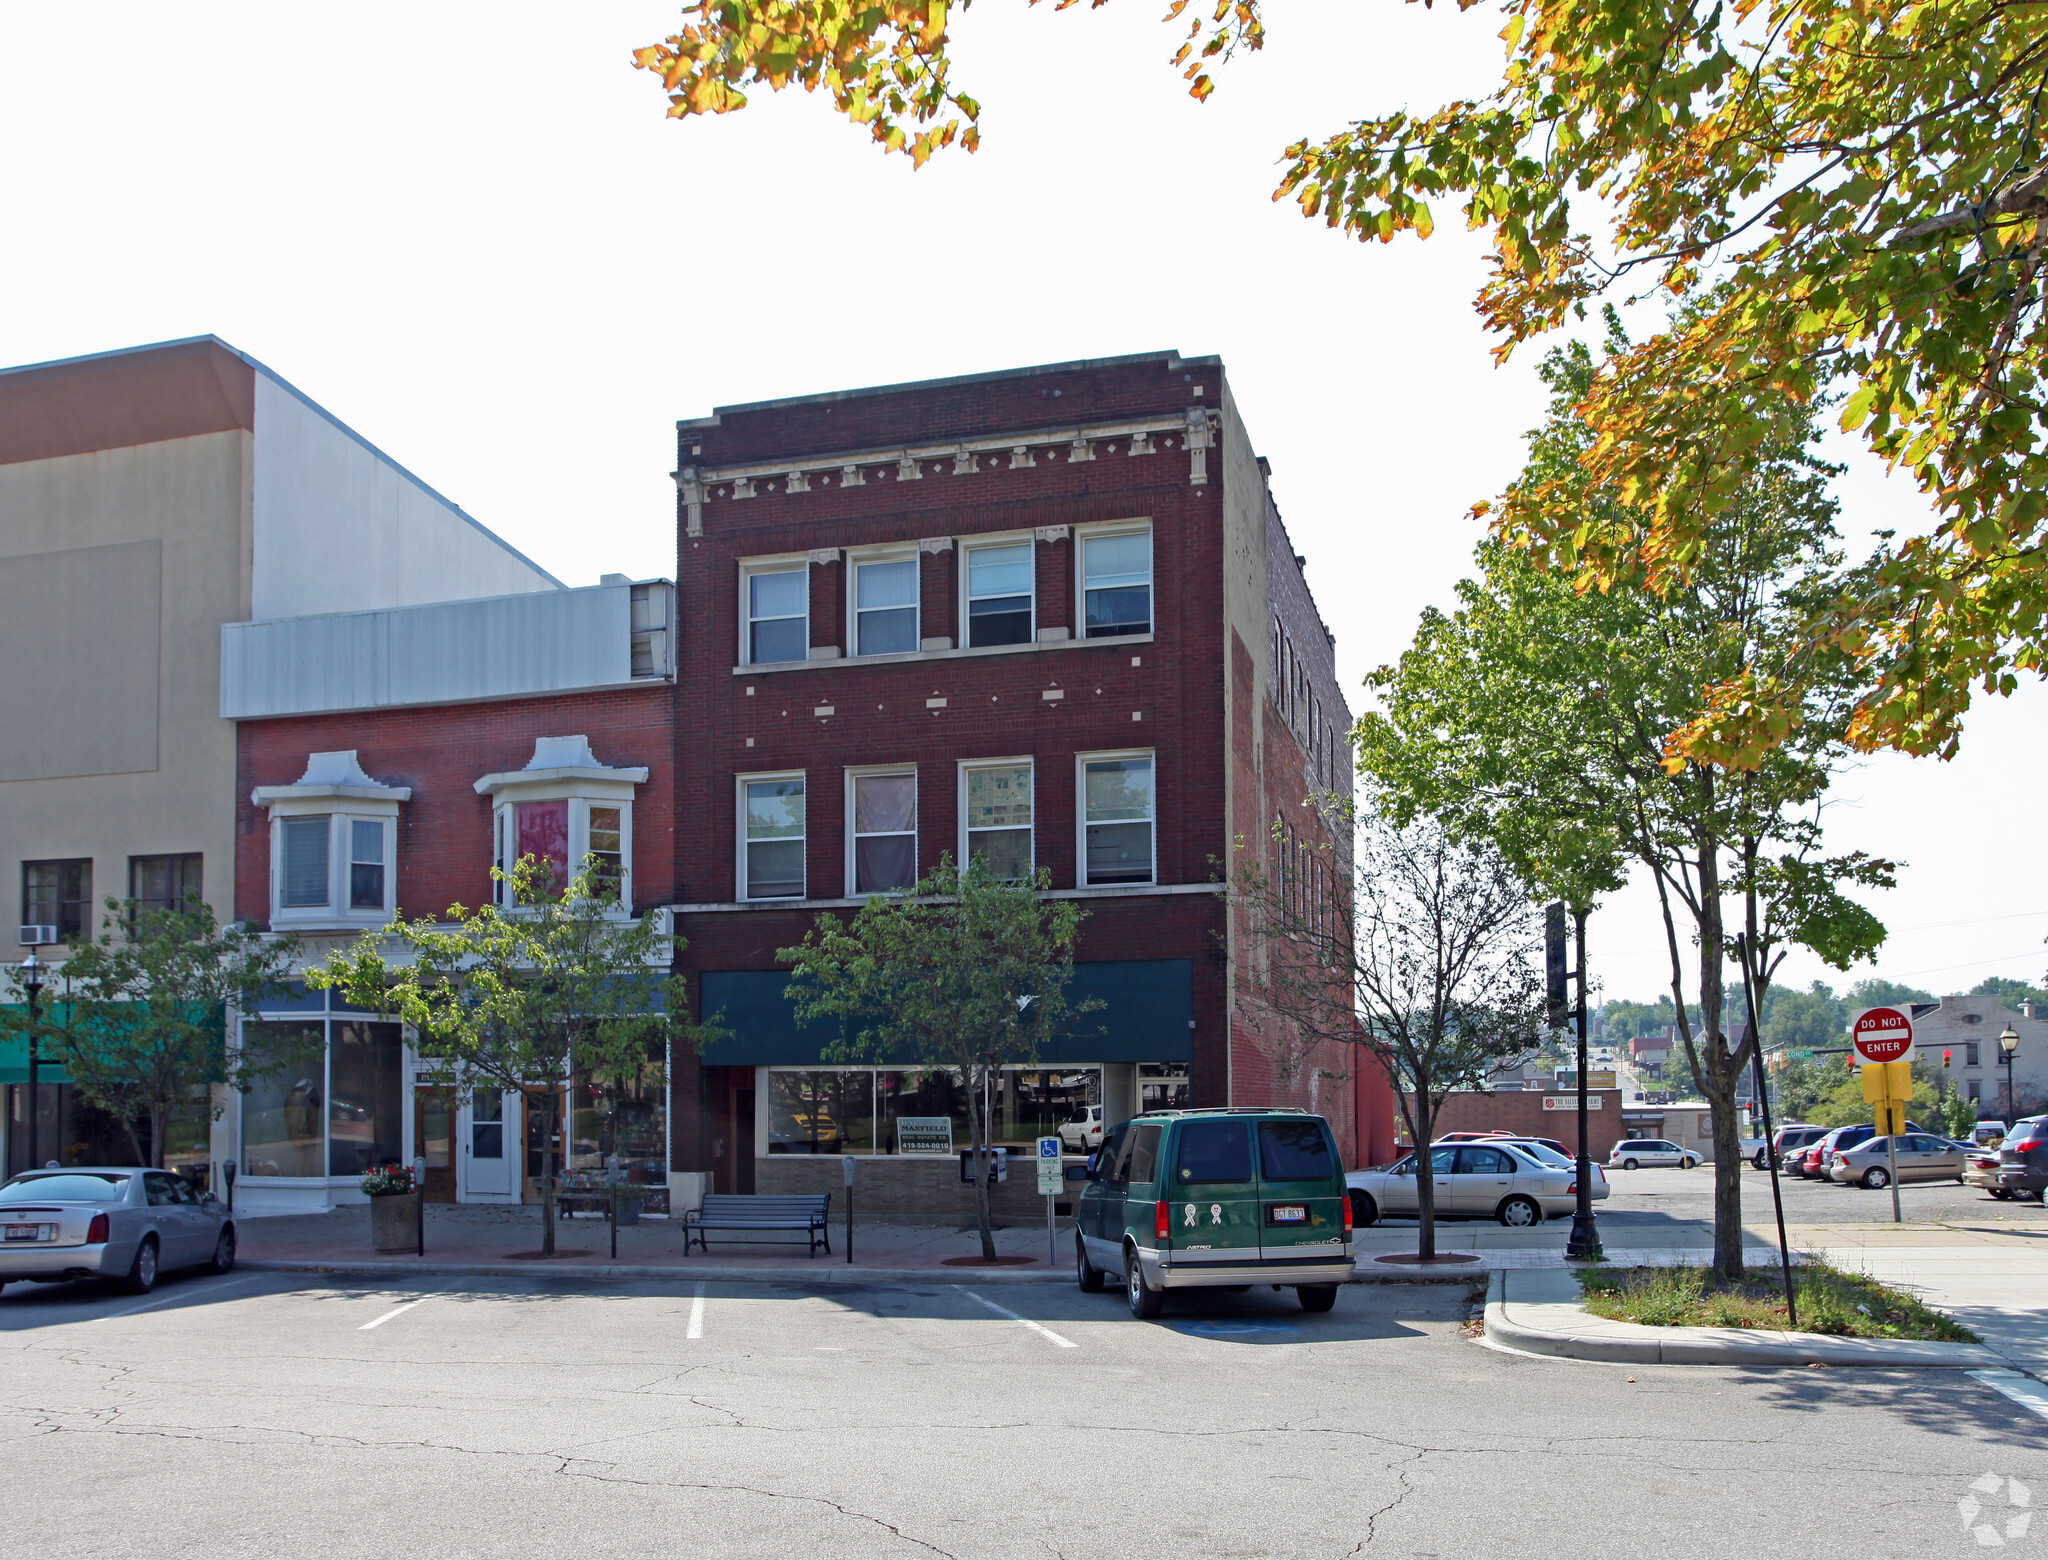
[3, 1263, 2044, 1558]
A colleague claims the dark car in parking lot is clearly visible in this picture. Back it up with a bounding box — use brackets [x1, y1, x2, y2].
[1995, 1116, 2048, 1202]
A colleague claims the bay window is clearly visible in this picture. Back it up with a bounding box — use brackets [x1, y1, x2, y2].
[474, 736, 648, 913]
[252, 753, 408, 929]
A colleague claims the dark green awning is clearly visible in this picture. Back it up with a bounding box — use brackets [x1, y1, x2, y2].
[697, 959, 1193, 1068]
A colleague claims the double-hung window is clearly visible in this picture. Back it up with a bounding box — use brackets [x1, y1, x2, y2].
[744, 566, 809, 665]
[1081, 526, 1152, 638]
[743, 776, 807, 899]
[963, 761, 1034, 881]
[964, 540, 1034, 647]
[22, 859, 92, 942]
[849, 770, 917, 895]
[1080, 753, 1155, 886]
[130, 854, 202, 916]
[853, 555, 919, 656]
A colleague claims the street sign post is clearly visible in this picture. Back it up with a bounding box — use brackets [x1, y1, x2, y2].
[1037, 1136, 1062, 1266]
[1854, 1008, 1914, 1223]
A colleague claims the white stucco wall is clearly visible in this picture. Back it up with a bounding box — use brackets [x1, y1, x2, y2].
[250, 372, 559, 620]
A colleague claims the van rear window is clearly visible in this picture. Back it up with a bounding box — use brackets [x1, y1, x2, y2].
[1259, 1120, 1334, 1180]
[1175, 1120, 1252, 1183]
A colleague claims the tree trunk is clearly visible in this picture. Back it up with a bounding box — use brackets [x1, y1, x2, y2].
[540, 1091, 559, 1258]
[969, 1064, 995, 1261]
[1416, 1154, 1437, 1261]
[148, 1107, 167, 1170]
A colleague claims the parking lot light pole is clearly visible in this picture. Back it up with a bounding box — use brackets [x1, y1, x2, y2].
[2000, 1024, 2020, 1120]
[1565, 907, 1603, 1263]
[18, 951, 46, 1174]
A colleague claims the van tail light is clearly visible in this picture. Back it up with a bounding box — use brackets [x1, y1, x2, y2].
[86, 1213, 110, 1244]
[1342, 1194, 1353, 1233]
[1154, 1201, 1170, 1244]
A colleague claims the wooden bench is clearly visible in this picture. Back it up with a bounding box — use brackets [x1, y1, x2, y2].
[682, 1193, 832, 1256]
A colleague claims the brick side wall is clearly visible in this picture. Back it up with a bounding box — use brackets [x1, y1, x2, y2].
[1400, 1091, 1628, 1162]
[235, 685, 676, 926]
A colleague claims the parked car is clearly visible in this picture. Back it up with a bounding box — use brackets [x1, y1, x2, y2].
[0, 1168, 236, 1296]
[1795, 1121, 1927, 1180]
[1762, 1123, 1827, 1171]
[1348, 1139, 1605, 1229]
[1826, 1134, 1967, 1189]
[1971, 1120, 2009, 1147]
[1075, 1109, 1353, 1316]
[1607, 1138, 1700, 1170]
[1058, 1105, 1105, 1153]
[1964, 1144, 2009, 1197]
[1994, 1115, 2048, 1203]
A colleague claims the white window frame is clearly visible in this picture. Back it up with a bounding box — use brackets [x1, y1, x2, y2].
[489, 796, 636, 912]
[1074, 519, 1154, 641]
[958, 531, 1036, 651]
[844, 766, 919, 898]
[738, 770, 808, 902]
[1075, 749, 1157, 889]
[847, 547, 921, 659]
[957, 757, 1036, 882]
[739, 554, 812, 667]
[252, 753, 408, 931]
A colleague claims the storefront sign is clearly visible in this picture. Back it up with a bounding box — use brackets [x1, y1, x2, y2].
[1543, 1096, 1604, 1110]
[896, 1116, 954, 1155]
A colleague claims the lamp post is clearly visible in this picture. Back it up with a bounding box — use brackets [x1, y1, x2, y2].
[18, 951, 47, 1174]
[2000, 1023, 2020, 1121]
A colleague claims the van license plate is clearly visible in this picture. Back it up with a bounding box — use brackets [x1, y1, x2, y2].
[1268, 1205, 1307, 1224]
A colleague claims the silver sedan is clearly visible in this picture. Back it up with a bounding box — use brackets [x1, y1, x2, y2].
[1825, 1134, 1966, 1190]
[0, 1168, 236, 1295]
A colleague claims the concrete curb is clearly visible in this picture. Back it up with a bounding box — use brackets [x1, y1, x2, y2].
[241, 1257, 1497, 1289]
[1480, 1271, 2007, 1369]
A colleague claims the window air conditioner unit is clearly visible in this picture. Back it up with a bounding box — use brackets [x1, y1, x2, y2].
[18, 924, 59, 946]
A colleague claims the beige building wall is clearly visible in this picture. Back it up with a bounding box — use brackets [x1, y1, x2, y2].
[0, 429, 252, 939]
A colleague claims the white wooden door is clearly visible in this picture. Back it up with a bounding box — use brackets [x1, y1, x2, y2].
[461, 1089, 514, 1197]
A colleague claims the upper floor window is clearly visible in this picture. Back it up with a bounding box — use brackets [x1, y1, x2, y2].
[252, 752, 410, 929]
[475, 737, 648, 913]
[745, 567, 808, 665]
[1082, 527, 1152, 638]
[962, 761, 1033, 882]
[853, 555, 919, 656]
[22, 859, 92, 943]
[742, 775, 807, 900]
[1080, 753, 1156, 886]
[849, 769, 917, 895]
[964, 541, 1034, 648]
[130, 854, 202, 916]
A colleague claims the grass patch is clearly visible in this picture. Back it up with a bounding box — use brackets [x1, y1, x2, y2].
[1577, 1259, 1979, 1343]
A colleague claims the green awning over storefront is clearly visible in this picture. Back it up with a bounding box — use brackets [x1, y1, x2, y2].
[697, 959, 1194, 1068]
[0, 1033, 70, 1086]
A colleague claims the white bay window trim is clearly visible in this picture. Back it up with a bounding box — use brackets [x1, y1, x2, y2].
[473, 736, 648, 914]
[251, 751, 410, 929]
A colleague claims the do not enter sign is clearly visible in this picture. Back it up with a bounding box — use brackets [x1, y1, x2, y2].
[1853, 1006, 1914, 1064]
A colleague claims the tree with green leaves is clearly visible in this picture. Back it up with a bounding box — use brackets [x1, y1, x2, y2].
[1360, 331, 1892, 1278]
[778, 853, 1093, 1263]
[1971, 975, 2048, 1008]
[1231, 806, 1544, 1261]
[1846, 978, 1937, 1011]
[629, 0, 2048, 768]
[313, 857, 696, 1258]
[0, 901, 299, 1170]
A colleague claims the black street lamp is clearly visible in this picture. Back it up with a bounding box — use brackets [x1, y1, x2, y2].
[17, 950, 47, 1174]
[2000, 1023, 2020, 1120]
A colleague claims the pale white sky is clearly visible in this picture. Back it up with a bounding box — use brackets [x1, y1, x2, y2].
[2, 1, 2037, 1007]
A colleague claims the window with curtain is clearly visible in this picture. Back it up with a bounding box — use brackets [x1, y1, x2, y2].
[279, 817, 331, 909]
[517, 800, 570, 893]
[851, 771, 917, 894]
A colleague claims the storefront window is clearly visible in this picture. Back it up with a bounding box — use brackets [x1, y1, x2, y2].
[992, 1068, 1099, 1146]
[768, 1070, 876, 1154]
[241, 1021, 326, 1177]
[1140, 1062, 1190, 1113]
[327, 1022, 404, 1176]
[878, 1068, 972, 1155]
[569, 1043, 671, 1185]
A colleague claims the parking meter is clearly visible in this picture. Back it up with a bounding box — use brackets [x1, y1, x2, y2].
[412, 1156, 426, 1256]
[222, 1158, 236, 1216]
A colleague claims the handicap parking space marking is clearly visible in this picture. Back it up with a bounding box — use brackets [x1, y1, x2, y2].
[1970, 1369, 2048, 1425]
[1167, 1318, 1302, 1339]
[963, 1289, 1078, 1349]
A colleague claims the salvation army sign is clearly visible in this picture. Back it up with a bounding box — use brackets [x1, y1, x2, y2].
[1852, 1006, 1914, 1065]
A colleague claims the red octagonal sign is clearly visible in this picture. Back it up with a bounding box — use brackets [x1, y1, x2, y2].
[1853, 1006, 1914, 1064]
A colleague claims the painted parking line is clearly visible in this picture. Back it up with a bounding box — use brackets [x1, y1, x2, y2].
[89, 1275, 266, 1324]
[686, 1282, 705, 1340]
[963, 1289, 1077, 1349]
[359, 1297, 431, 1331]
[1970, 1370, 2048, 1425]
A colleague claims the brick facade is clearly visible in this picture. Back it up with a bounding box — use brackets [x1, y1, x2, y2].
[1402, 1091, 1629, 1162]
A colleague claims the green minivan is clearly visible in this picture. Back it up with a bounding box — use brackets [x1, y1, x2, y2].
[1074, 1108, 1353, 1317]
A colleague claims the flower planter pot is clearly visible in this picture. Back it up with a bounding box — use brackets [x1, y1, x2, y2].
[614, 1200, 641, 1227]
[370, 1191, 419, 1253]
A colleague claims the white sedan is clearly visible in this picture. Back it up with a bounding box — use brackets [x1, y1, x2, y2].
[1347, 1140, 1608, 1228]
